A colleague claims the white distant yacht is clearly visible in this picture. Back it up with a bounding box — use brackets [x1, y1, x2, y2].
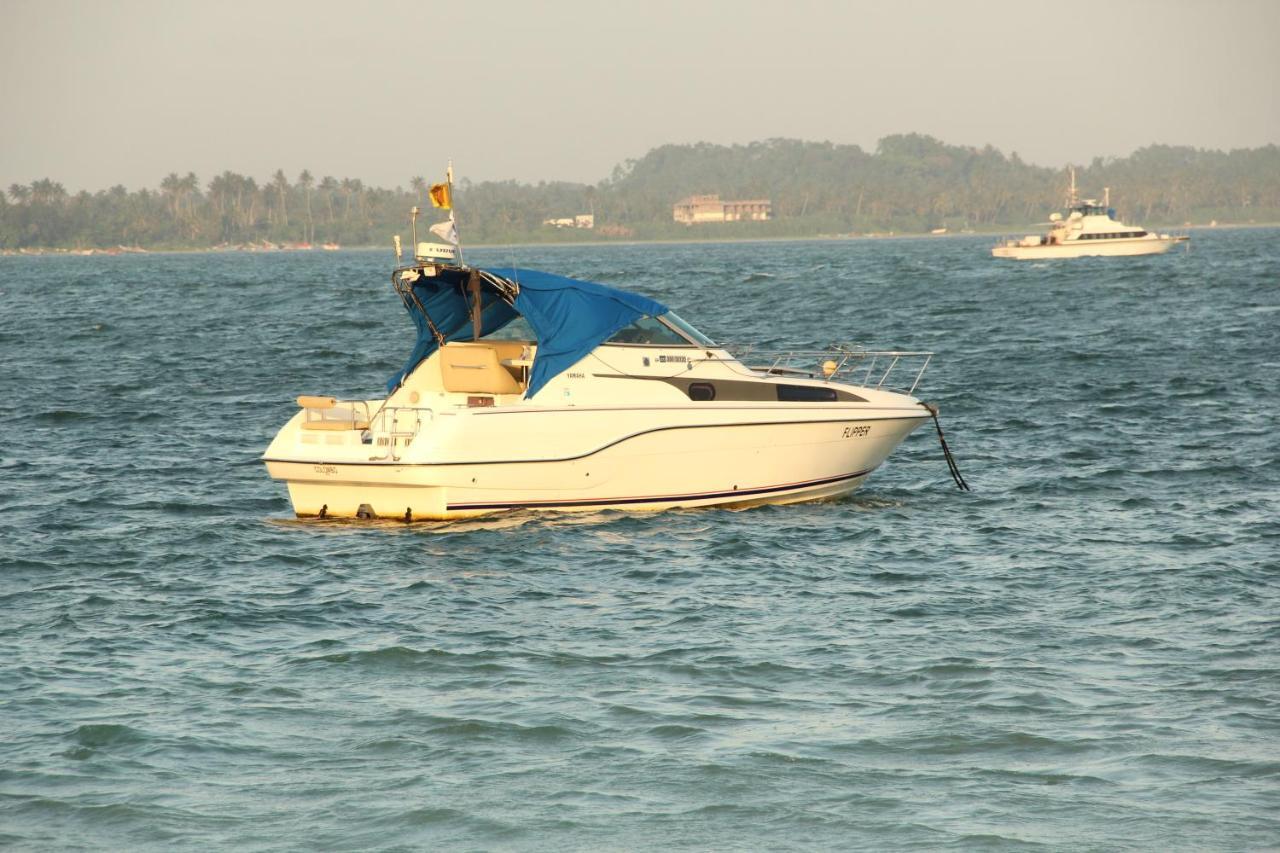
[262, 248, 945, 521]
[993, 169, 1188, 259]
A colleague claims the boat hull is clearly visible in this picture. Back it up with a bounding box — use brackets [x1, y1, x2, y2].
[264, 412, 927, 520]
[992, 236, 1185, 260]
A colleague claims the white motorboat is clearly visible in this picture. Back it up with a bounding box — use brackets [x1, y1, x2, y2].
[262, 243, 952, 521]
[993, 169, 1188, 259]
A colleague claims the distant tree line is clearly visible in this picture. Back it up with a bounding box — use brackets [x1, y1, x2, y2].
[2, 135, 1278, 249]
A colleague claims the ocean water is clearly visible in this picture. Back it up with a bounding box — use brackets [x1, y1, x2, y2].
[1, 231, 1277, 850]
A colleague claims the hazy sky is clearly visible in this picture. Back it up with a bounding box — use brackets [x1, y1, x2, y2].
[3, 0, 1277, 191]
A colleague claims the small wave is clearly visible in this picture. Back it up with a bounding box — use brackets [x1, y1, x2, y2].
[300, 645, 435, 665]
[34, 409, 93, 423]
[972, 767, 1114, 787]
[869, 570, 928, 582]
[66, 723, 148, 749]
[398, 806, 471, 826]
[645, 724, 708, 739]
[953, 832, 1055, 848]
[426, 717, 574, 742]
[903, 731, 1099, 757]
[291, 645, 512, 675]
[113, 499, 231, 517]
[1111, 752, 1280, 779]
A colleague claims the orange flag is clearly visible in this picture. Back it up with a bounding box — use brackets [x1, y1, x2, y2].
[428, 182, 452, 209]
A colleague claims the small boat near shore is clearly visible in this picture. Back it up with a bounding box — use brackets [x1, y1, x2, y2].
[263, 246, 948, 520]
[993, 169, 1188, 259]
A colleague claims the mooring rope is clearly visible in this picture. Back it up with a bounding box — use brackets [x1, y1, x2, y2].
[920, 402, 970, 491]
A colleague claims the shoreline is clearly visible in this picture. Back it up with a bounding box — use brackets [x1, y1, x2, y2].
[2, 221, 1276, 257]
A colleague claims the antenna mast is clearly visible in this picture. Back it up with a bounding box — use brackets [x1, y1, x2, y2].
[448, 160, 464, 265]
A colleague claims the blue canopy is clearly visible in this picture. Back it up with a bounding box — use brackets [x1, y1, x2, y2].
[386, 270, 519, 393]
[388, 266, 667, 399]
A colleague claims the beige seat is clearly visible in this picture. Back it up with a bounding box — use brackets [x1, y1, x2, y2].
[439, 342, 524, 395]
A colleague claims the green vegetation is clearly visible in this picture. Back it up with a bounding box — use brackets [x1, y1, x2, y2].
[3, 136, 1278, 250]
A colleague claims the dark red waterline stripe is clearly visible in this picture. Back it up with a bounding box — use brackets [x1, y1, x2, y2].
[446, 469, 871, 511]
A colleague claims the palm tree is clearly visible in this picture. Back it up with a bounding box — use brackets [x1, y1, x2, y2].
[176, 172, 200, 238]
[160, 172, 181, 218]
[271, 169, 290, 229]
[240, 176, 259, 233]
[319, 176, 338, 224]
[30, 179, 67, 206]
[298, 169, 314, 241]
[207, 172, 229, 218]
[340, 178, 356, 221]
[107, 184, 129, 243]
[349, 178, 366, 223]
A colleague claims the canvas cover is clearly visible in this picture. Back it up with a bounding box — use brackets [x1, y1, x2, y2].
[386, 270, 519, 392]
[388, 266, 667, 399]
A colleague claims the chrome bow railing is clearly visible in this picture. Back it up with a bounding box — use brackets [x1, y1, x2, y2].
[727, 345, 933, 395]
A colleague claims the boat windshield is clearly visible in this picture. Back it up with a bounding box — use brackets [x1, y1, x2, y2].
[607, 315, 690, 346]
[664, 311, 717, 346]
[606, 312, 717, 347]
[1074, 204, 1110, 216]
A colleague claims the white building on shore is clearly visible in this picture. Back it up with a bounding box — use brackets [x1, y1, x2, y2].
[673, 194, 771, 225]
[543, 214, 595, 229]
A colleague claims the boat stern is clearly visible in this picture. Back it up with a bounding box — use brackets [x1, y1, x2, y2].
[262, 396, 455, 520]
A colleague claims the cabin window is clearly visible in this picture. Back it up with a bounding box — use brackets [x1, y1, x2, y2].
[687, 383, 716, 401]
[607, 315, 692, 346]
[777, 384, 837, 402]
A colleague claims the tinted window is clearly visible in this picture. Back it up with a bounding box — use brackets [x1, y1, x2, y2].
[777, 384, 837, 402]
[607, 316, 690, 346]
[688, 383, 716, 401]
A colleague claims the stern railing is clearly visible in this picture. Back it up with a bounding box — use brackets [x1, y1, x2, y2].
[295, 397, 436, 462]
[366, 405, 435, 461]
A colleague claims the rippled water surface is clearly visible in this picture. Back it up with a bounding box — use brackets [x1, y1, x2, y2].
[2, 232, 1278, 850]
